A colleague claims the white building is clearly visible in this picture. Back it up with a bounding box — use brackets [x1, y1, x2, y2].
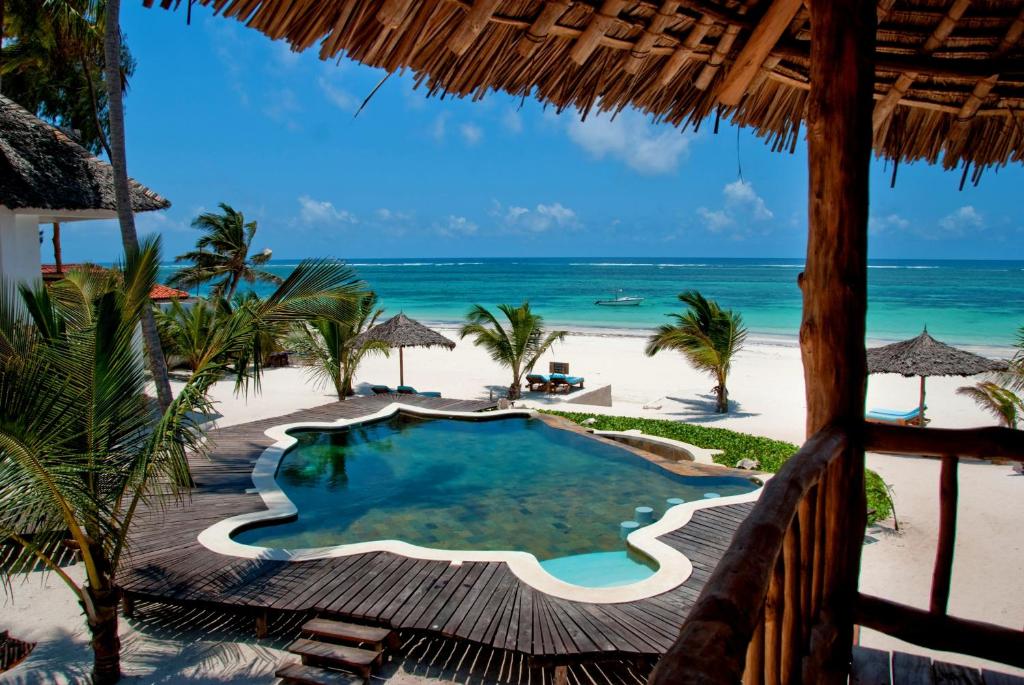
[0, 94, 170, 286]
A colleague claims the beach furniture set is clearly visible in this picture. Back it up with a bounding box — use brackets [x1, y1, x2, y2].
[525, 362, 585, 394]
[370, 385, 442, 398]
[865, 406, 926, 426]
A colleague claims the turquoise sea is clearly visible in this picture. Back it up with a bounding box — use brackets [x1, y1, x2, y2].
[157, 258, 1024, 348]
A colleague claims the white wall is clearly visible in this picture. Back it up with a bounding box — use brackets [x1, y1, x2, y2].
[0, 208, 42, 288]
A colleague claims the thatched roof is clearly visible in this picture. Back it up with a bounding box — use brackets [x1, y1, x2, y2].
[867, 329, 1008, 377]
[0, 94, 170, 214]
[147, 0, 1024, 178]
[353, 313, 457, 349]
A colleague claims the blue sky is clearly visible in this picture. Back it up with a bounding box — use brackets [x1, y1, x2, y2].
[56, 3, 1024, 263]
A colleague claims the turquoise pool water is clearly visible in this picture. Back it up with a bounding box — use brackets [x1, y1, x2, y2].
[234, 413, 757, 584]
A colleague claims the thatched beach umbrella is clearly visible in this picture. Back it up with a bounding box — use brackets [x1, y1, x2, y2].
[353, 313, 455, 386]
[867, 329, 1007, 425]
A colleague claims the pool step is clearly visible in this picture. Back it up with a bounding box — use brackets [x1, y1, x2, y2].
[275, 661, 359, 685]
[301, 618, 398, 651]
[287, 638, 382, 679]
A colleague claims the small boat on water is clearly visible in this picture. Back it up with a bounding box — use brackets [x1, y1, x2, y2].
[595, 291, 644, 307]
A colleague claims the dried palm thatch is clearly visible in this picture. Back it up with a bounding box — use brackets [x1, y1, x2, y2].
[867, 328, 1007, 377]
[146, 0, 1024, 179]
[353, 313, 456, 385]
[0, 95, 169, 214]
[354, 312, 457, 349]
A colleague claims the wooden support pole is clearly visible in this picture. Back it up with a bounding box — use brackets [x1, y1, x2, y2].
[121, 593, 135, 619]
[657, 14, 714, 85]
[448, 0, 504, 55]
[694, 23, 741, 90]
[930, 454, 959, 615]
[554, 664, 569, 685]
[872, 0, 972, 134]
[517, 0, 572, 57]
[801, 0, 875, 681]
[622, 0, 682, 74]
[255, 609, 269, 639]
[569, 0, 627, 65]
[399, 347, 405, 386]
[715, 0, 802, 105]
[918, 376, 927, 426]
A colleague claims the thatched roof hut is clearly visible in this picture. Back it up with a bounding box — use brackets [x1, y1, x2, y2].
[354, 312, 457, 350]
[868, 329, 1008, 377]
[0, 94, 169, 215]
[148, 0, 1024, 179]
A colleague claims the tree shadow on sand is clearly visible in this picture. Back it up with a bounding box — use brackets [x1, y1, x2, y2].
[664, 393, 760, 423]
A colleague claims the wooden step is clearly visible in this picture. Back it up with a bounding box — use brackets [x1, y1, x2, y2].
[302, 618, 395, 651]
[287, 638, 381, 679]
[275, 662, 358, 685]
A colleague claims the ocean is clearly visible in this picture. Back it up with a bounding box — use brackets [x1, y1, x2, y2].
[157, 258, 1024, 349]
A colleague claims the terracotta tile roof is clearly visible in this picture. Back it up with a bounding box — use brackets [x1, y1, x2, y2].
[41, 264, 191, 301]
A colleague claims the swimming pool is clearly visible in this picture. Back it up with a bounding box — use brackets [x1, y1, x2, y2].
[230, 411, 757, 589]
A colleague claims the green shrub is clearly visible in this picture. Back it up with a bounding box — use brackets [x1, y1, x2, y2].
[543, 410, 893, 524]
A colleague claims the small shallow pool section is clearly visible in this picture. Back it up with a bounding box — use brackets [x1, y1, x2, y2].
[234, 413, 757, 586]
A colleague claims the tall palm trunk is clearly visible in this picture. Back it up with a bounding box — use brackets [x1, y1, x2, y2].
[86, 583, 121, 685]
[714, 374, 728, 413]
[103, 0, 173, 410]
[52, 222, 63, 272]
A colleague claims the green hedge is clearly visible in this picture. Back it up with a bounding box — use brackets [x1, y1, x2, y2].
[543, 410, 893, 523]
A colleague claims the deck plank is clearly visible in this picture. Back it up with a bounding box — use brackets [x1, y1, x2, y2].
[118, 395, 759, 661]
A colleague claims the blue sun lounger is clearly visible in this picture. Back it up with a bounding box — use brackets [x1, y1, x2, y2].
[397, 385, 442, 398]
[525, 373, 551, 392]
[550, 372, 585, 393]
[370, 385, 393, 395]
[865, 406, 925, 425]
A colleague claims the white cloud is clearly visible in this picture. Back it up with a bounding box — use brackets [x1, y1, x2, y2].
[318, 71, 357, 112]
[460, 123, 483, 145]
[297, 195, 357, 225]
[869, 213, 910, 235]
[263, 88, 302, 131]
[937, 205, 983, 236]
[435, 215, 478, 237]
[495, 201, 579, 233]
[136, 212, 191, 234]
[431, 113, 449, 142]
[502, 108, 523, 134]
[274, 41, 301, 69]
[566, 108, 692, 175]
[696, 180, 773, 238]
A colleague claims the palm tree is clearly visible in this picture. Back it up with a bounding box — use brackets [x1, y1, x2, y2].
[645, 290, 747, 414]
[459, 302, 565, 400]
[103, 0, 174, 411]
[154, 298, 228, 373]
[0, 238, 221, 685]
[169, 203, 282, 300]
[957, 381, 1023, 429]
[288, 292, 388, 398]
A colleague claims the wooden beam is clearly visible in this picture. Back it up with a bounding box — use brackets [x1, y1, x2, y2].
[622, 0, 683, 75]
[516, 0, 572, 57]
[377, 0, 416, 29]
[930, 454, 958, 615]
[448, 0, 504, 55]
[855, 593, 1024, 669]
[954, 7, 1024, 123]
[873, 0, 972, 134]
[864, 423, 1024, 461]
[716, 0, 802, 105]
[694, 23, 741, 90]
[648, 428, 847, 684]
[569, 0, 628, 65]
[800, 0, 875, 681]
[657, 14, 714, 85]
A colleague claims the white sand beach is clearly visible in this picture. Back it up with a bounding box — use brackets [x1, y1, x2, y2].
[3, 330, 1021, 682]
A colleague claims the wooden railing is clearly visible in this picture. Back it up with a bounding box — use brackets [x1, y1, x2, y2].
[649, 423, 1024, 685]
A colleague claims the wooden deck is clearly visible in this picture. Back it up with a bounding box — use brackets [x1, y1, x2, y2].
[119, 395, 755, 662]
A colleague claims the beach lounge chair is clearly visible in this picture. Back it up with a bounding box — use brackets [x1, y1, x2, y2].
[865, 406, 925, 426]
[525, 373, 551, 392]
[396, 385, 442, 398]
[370, 385, 393, 395]
[549, 372, 585, 393]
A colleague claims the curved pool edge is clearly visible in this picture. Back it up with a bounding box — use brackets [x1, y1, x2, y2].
[196, 402, 768, 604]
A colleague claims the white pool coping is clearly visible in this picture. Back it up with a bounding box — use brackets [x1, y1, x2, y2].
[590, 429, 723, 465]
[197, 403, 767, 604]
